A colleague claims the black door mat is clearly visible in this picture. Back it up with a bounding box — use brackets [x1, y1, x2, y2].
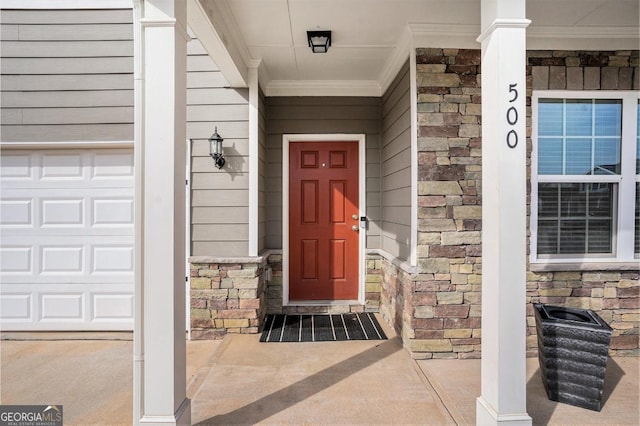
[260, 313, 387, 342]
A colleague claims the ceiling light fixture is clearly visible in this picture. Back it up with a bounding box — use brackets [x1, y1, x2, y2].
[307, 30, 331, 53]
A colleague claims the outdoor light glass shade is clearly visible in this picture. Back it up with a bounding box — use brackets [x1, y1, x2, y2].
[209, 127, 225, 169]
[307, 30, 331, 53]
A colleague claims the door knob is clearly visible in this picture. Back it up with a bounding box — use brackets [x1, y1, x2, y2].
[352, 225, 359, 231]
[352, 214, 358, 220]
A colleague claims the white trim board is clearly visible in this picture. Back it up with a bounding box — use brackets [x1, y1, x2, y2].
[265, 80, 382, 97]
[1, 0, 132, 8]
[186, 139, 192, 340]
[0, 141, 134, 149]
[282, 134, 367, 307]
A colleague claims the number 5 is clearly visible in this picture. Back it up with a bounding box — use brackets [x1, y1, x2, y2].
[509, 83, 518, 103]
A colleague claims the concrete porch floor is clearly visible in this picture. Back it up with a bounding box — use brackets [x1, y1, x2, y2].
[1, 323, 638, 425]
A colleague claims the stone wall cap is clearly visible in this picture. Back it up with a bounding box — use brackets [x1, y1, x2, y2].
[366, 249, 417, 275]
[530, 261, 640, 272]
[189, 249, 283, 265]
[189, 255, 266, 264]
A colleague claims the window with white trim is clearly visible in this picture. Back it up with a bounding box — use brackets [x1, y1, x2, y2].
[531, 91, 639, 263]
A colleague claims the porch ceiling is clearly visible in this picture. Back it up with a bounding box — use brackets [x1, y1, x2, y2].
[194, 0, 639, 95]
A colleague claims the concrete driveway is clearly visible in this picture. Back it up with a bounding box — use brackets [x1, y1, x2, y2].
[0, 333, 220, 425]
[2, 328, 638, 425]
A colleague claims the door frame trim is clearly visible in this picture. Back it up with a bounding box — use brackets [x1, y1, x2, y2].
[282, 134, 366, 306]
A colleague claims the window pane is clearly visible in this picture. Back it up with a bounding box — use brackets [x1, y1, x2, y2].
[594, 138, 621, 174]
[588, 184, 613, 217]
[565, 138, 592, 174]
[566, 100, 592, 136]
[559, 220, 586, 253]
[538, 138, 563, 174]
[559, 184, 586, 217]
[587, 220, 613, 253]
[538, 220, 558, 254]
[635, 183, 640, 253]
[537, 99, 622, 176]
[538, 184, 559, 217]
[594, 100, 622, 136]
[537, 183, 615, 256]
[636, 101, 640, 174]
[539, 99, 563, 136]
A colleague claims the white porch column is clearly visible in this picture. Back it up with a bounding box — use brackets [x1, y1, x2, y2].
[476, 0, 531, 425]
[248, 64, 259, 257]
[134, 0, 190, 424]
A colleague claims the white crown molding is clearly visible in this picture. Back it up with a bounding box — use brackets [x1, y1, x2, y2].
[1, 0, 132, 8]
[265, 80, 382, 97]
[408, 23, 481, 49]
[409, 23, 481, 37]
[529, 25, 640, 39]
[407, 22, 640, 50]
[527, 25, 640, 50]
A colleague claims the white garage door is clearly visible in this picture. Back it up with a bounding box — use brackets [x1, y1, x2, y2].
[1, 148, 134, 331]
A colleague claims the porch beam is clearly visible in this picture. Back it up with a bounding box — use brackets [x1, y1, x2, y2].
[133, 0, 190, 424]
[476, 0, 532, 425]
[187, 0, 248, 87]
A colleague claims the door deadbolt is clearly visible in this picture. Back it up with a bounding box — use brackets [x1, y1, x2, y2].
[352, 214, 358, 220]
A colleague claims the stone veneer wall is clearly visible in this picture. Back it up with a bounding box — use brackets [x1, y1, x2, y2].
[378, 255, 414, 342]
[411, 48, 483, 359]
[526, 271, 639, 356]
[407, 48, 639, 358]
[525, 50, 639, 357]
[265, 251, 382, 314]
[189, 257, 267, 339]
[190, 252, 385, 339]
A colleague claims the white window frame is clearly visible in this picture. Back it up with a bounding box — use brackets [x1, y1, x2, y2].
[531, 90, 639, 267]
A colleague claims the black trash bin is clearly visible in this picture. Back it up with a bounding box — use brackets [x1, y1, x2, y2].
[534, 303, 613, 411]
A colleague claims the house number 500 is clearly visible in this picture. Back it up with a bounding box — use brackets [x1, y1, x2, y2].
[506, 83, 519, 149]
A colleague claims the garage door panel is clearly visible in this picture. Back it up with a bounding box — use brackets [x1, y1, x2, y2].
[41, 246, 84, 274]
[91, 245, 134, 274]
[92, 151, 134, 177]
[2, 191, 134, 234]
[0, 152, 33, 179]
[0, 294, 32, 321]
[1, 285, 133, 330]
[0, 149, 133, 189]
[92, 293, 134, 321]
[1, 148, 134, 330]
[0, 246, 33, 274]
[41, 152, 84, 179]
[3, 238, 133, 282]
[0, 199, 33, 226]
[92, 198, 134, 226]
[41, 198, 84, 227]
[41, 293, 84, 321]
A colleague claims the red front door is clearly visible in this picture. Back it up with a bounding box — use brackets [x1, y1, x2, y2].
[289, 141, 359, 300]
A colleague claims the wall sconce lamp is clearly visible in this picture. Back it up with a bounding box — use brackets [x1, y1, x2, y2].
[307, 30, 331, 53]
[209, 126, 225, 169]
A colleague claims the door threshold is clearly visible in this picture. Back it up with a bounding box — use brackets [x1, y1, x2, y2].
[286, 300, 361, 306]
